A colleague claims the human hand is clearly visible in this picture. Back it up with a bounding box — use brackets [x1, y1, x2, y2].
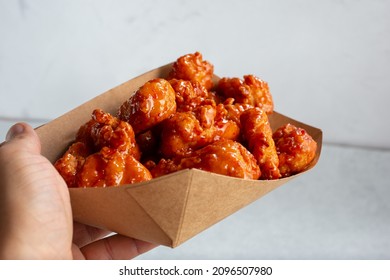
[0, 123, 156, 259]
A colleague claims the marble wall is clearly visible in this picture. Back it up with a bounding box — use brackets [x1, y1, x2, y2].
[1, 0, 389, 148]
[1, 0, 389, 259]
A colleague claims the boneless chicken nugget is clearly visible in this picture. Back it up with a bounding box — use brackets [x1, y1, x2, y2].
[55, 109, 152, 187]
[117, 78, 176, 134]
[217, 75, 274, 114]
[159, 104, 240, 158]
[217, 98, 254, 128]
[240, 108, 281, 180]
[151, 139, 261, 180]
[169, 79, 216, 112]
[76, 108, 140, 158]
[273, 123, 317, 177]
[77, 148, 152, 188]
[168, 52, 214, 90]
[159, 106, 217, 158]
[54, 142, 89, 188]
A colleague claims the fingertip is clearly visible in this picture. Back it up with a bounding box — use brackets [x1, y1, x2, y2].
[5, 123, 26, 141]
[80, 235, 158, 260]
[3, 122, 41, 153]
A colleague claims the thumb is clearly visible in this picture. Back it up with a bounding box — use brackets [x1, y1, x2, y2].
[1, 123, 73, 259]
[3, 123, 41, 155]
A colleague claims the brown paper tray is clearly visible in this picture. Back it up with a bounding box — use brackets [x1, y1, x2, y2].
[35, 63, 322, 248]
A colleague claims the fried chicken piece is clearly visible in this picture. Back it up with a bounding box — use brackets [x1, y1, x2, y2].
[159, 106, 217, 158]
[273, 123, 317, 177]
[159, 104, 240, 158]
[76, 109, 140, 159]
[151, 139, 261, 180]
[77, 148, 152, 188]
[216, 75, 274, 114]
[168, 52, 214, 90]
[117, 78, 176, 134]
[55, 109, 152, 188]
[240, 108, 281, 180]
[168, 79, 239, 143]
[54, 142, 89, 188]
[169, 79, 216, 112]
[216, 98, 254, 128]
[56, 145, 151, 188]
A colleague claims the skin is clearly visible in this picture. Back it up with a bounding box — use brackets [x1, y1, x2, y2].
[0, 123, 156, 259]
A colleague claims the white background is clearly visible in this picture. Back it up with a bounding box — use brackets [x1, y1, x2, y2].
[1, 0, 389, 260]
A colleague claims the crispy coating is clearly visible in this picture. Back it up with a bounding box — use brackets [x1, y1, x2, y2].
[117, 78, 176, 134]
[56, 146, 151, 188]
[273, 123, 317, 177]
[168, 52, 214, 90]
[159, 104, 240, 158]
[55, 109, 152, 188]
[240, 108, 281, 180]
[54, 142, 89, 188]
[216, 75, 274, 114]
[217, 98, 254, 128]
[159, 107, 217, 158]
[77, 148, 152, 188]
[169, 79, 216, 112]
[151, 139, 261, 180]
[214, 107, 241, 141]
[76, 109, 140, 159]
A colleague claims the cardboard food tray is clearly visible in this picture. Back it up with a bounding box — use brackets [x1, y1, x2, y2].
[36, 63, 323, 248]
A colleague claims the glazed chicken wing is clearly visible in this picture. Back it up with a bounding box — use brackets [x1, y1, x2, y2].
[168, 52, 214, 90]
[273, 123, 317, 177]
[216, 75, 274, 114]
[117, 78, 176, 134]
[240, 108, 281, 180]
[151, 139, 261, 180]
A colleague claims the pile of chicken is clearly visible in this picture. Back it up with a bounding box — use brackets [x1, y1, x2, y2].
[54, 52, 317, 188]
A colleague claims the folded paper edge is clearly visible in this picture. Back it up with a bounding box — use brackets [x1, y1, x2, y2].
[69, 185, 174, 246]
[125, 169, 195, 248]
[170, 169, 293, 247]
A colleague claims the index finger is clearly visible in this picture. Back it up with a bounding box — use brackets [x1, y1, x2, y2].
[73, 222, 112, 248]
[80, 234, 157, 260]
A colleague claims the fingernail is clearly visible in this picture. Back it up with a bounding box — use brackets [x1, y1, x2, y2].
[5, 123, 25, 141]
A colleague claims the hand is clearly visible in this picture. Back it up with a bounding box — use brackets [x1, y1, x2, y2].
[0, 123, 156, 259]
